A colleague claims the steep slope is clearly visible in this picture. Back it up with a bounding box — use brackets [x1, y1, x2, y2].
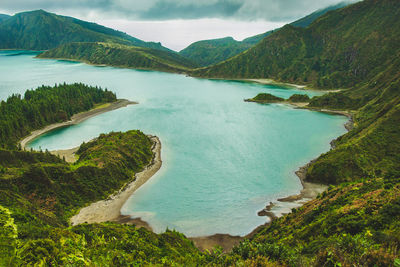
[228, 177, 400, 266]
[179, 2, 351, 67]
[0, 10, 170, 51]
[306, 57, 400, 184]
[37, 42, 197, 72]
[193, 0, 400, 89]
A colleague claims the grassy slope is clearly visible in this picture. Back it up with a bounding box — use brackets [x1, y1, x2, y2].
[0, 131, 153, 234]
[37, 42, 197, 73]
[179, 2, 350, 67]
[0, 10, 170, 52]
[228, 177, 400, 266]
[179, 37, 253, 67]
[193, 0, 400, 89]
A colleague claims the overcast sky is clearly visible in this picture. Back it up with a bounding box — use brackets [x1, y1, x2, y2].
[0, 0, 355, 51]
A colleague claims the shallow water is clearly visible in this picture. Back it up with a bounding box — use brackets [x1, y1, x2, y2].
[0, 50, 348, 236]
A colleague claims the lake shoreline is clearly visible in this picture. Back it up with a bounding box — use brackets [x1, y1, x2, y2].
[118, 105, 353, 252]
[36, 55, 188, 74]
[70, 136, 162, 225]
[19, 99, 137, 150]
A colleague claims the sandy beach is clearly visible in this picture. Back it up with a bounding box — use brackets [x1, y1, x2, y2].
[70, 136, 162, 225]
[19, 99, 137, 150]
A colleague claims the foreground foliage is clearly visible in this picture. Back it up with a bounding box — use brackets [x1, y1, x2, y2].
[229, 175, 400, 266]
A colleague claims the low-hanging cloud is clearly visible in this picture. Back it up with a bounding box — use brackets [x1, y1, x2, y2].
[0, 0, 359, 22]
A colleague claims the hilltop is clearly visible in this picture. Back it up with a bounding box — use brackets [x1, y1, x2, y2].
[179, 2, 350, 67]
[0, 10, 170, 51]
[193, 0, 399, 89]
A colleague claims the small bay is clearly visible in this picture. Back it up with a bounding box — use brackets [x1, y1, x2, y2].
[0, 51, 348, 236]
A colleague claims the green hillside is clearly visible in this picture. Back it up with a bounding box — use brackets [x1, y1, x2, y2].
[0, 10, 170, 51]
[37, 42, 197, 72]
[227, 176, 400, 266]
[179, 37, 253, 67]
[179, 2, 350, 67]
[193, 0, 400, 89]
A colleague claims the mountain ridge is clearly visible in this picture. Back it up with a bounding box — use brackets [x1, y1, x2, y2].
[37, 42, 197, 72]
[0, 9, 171, 52]
[178, 1, 352, 67]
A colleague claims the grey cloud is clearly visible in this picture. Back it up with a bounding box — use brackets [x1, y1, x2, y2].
[139, 1, 243, 20]
[0, 0, 358, 22]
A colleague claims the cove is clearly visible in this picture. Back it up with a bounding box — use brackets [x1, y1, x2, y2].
[0, 50, 348, 237]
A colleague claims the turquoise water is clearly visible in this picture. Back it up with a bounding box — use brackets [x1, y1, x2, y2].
[0, 50, 348, 236]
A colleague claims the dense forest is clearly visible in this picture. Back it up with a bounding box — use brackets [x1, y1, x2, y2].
[0, 83, 116, 149]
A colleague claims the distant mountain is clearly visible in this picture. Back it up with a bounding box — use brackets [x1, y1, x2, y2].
[0, 14, 10, 23]
[38, 42, 197, 73]
[193, 0, 399, 89]
[0, 10, 170, 51]
[178, 37, 252, 67]
[179, 2, 351, 67]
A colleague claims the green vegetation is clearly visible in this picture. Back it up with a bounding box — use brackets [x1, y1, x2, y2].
[288, 94, 311, 103]
[0, 9, 170, 51]
[38, 42, 197, 73]
[179, 37, 254, 67]
[0, 85, 206, 265]
[1, 1, 400, 265]
[246, 93, 310, 104]
[0, 129, 207, 265]
[194, 0, 400, 90]
[246, 93, 285, 103]
[228, 176, 400, 266]
[199, 0, 400, 186]
[179, 2, 350, 67]
[0, 83, 116, 149]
